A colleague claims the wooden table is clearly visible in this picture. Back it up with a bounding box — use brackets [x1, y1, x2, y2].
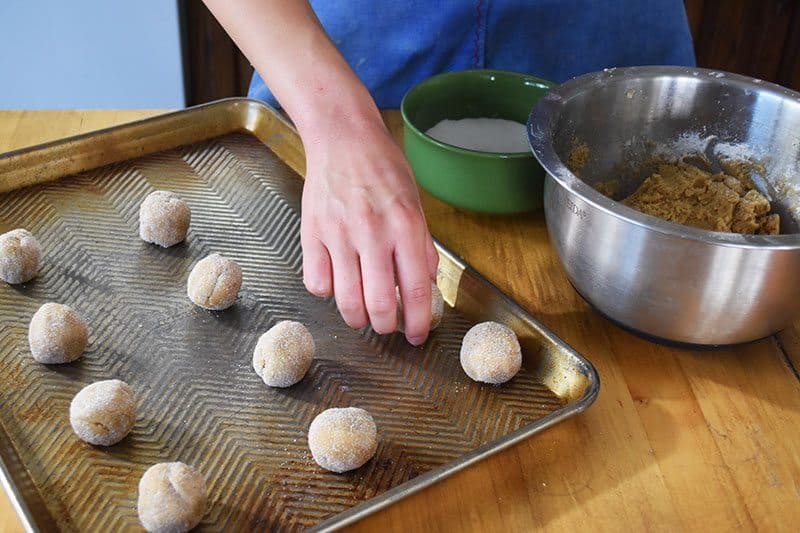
[2, 109, 800, 532]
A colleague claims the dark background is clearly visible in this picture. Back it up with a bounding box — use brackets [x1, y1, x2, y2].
[180, 0, 800, 106]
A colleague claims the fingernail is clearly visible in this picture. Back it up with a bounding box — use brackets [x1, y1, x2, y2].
[408, 335, 427, 346]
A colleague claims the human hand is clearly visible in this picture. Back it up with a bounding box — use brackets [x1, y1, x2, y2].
[300, 116, 439, 345]
[202, 0, 438, 343]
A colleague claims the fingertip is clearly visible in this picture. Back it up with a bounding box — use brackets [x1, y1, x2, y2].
[399, 281, 432, 343]
[335, 292, 369, 330]
[368, 297, 398, 334]
[302, 237, 333, 297]
[328, 244, 368, 330]
[304, 277, 333, 298]
[395, 238, 433, 343]
[343, 314, 369, 330]
[360, 250, 399, 335]
[372, 323, 396, 335]
[426, 237, 439, 279]
[406, 332, 429, 346]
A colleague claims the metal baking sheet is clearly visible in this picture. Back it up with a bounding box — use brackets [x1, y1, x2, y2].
[0, 99, 599, 532]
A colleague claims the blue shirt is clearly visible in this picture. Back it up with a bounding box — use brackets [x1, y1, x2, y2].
[248, 0, 695, 108]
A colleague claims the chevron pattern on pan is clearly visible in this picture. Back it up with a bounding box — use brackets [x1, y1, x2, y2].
[0, 133, 566, 531]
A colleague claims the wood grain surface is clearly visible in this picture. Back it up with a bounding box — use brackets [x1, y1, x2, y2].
[1, 110, 799, 532]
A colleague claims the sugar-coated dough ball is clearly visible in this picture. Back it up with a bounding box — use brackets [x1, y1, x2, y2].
[0, 229, 42, 284]
[187, 253, 242, 310]
[28, 303, 88, 364]
[253, 320, 315, 388]
[460, 321, 522, 384]
[308, 407, 378, 473]
[70, 379, 135, 446]
[139, 191, 191, 247]
[137, 462, 207, 533]
[396, 281, 444, 333]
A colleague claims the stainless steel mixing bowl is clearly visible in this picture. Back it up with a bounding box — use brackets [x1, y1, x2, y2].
[528, 66, 800, 345]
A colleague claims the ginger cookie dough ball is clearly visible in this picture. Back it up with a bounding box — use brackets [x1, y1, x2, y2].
[253, 320, 315, 388]
[139, 190, 191, 247]
[187, 253, 242, 310]
[396, 281, 444, 333]
[69, 379, 135, 446]
[137, 462, 207, 533]
[0, 229, 42, 284]
[28, 303, 88, 364]
[308, 407, 378, 473]
[460, 321, 522, 385]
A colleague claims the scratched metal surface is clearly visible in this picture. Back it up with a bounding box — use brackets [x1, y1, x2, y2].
[0, 104, 598, 532]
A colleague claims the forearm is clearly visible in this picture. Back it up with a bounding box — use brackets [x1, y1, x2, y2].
[202, 0, 384, 145]
[204, 0, 437, 343]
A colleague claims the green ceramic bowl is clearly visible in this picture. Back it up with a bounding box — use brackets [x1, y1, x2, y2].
[401, 69, 555, 213]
